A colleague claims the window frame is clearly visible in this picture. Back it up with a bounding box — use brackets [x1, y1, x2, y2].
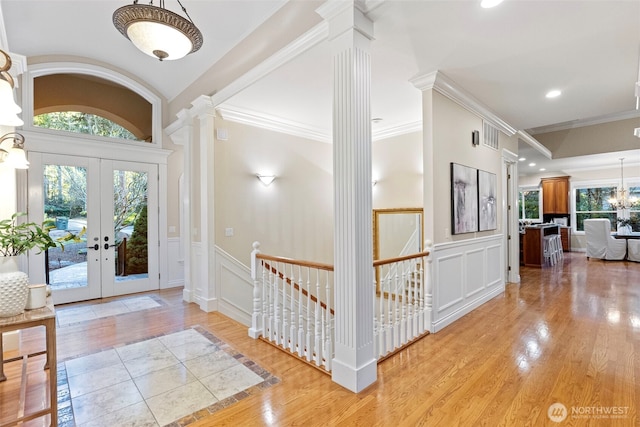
[518, 185, 542, 222]
[571, 179, 635, 233]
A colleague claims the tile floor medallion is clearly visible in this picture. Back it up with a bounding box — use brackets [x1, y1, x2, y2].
[56, 326, 279, 427]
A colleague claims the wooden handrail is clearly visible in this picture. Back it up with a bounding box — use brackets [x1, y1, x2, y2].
[257, 253, 334, 272]
[261, 260, 335, 315]
[373, 251, 430, 267]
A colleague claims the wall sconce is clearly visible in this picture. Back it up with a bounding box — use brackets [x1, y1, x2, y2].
[0, 132, 29, 169]
[256, 174, 276, 186]
[0, 49, 23, 127]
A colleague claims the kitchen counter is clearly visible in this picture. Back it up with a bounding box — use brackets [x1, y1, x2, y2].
[521, 224, 560, 267]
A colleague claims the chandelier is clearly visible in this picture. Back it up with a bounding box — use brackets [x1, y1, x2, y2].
[113, 0, 203, 61]
[608, 158, 638, 210]
[0, 49, 23, 126]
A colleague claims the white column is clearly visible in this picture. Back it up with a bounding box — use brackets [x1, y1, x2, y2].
[166, 109, 194, 303]
[318, 0, 376, 393]
[192, 96, 218, 312]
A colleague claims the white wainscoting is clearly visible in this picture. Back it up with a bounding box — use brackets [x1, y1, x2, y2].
[166, 237, 184, 288]
[431, 234, 504, 332]
[214, 247, 253, 326]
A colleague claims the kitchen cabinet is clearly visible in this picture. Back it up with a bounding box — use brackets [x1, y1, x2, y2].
[541, 177, 570, 214]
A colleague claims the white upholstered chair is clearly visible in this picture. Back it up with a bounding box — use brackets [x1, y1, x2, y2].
[627, 239, 640, 262]
[584, 219, 627, 260]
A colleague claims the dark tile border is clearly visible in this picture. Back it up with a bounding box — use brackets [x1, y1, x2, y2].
[57, 325, 279, 427]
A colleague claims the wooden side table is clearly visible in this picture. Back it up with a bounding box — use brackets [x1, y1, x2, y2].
[0, 297, 56, 427]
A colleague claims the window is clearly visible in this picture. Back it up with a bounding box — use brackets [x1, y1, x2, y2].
[518, 187, 541, 221]
[34, 112, 139, 141]
[574, 185, 617, 231]
[627, 185, 640, 232]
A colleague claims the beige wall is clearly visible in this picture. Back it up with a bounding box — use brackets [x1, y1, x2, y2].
[211, 120, 428, 266]
[428, 90, 517, 244]
[534, 118, 639, 158]
[372, 131, 423, 209]
[214, 119, 334, 265]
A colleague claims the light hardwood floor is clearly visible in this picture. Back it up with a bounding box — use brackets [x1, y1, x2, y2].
[2, 252, 639, 426]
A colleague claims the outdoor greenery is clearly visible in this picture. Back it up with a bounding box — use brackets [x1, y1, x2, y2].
[34, 111, 139, 141]
[0, 213, 58, 256]
[125, 205, 148, 274]
[44, 165, 87, 219]
[518, 189, 540, 220]
[575, 186, 617, 231]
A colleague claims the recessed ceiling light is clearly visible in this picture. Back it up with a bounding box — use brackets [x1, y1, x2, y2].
[529, 163, 536, 167]
[539, 168, 546, 171]
[480, 0, 504, 8]
[546, 90, 562, 98]
[518, 157, 526, 161]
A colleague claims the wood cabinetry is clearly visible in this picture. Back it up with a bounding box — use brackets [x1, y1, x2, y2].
[560, 227, 571, 252]
[541, 177, 570, 214]
[522, 224, 560, 267]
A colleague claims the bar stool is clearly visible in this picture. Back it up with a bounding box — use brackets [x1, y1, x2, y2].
[553, 234, 564, 262]
[543, 235, 557, 266]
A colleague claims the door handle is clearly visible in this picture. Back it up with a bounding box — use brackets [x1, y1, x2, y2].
[87, 244, 99, 251]
[104, 243, 118, 250]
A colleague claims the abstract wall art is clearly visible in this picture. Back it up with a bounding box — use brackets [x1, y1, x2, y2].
[478, 169, 497, 231]
[451, 163, 478, 234]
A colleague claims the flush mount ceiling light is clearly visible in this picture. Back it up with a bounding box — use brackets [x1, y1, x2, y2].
[113, 0, 203, 61]
[0, 49, 23, 126]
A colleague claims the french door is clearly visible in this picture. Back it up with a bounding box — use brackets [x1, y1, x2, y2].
[28, 153, 159, 304]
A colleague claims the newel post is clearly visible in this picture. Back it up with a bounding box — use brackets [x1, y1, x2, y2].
[248, 241, 263, 339]
[424, 239, 434, 332]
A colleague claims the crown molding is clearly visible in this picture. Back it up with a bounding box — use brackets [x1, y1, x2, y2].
[526, 109, 640, 135]
[517, 130, 552, 159]
[410, 70, 517, 137]
[217, 105, 331, 143]
[373, 121, 422, 141]
[218, 104, 422, 143]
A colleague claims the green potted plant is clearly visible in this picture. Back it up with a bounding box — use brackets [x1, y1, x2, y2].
[0, 212, 58, 317]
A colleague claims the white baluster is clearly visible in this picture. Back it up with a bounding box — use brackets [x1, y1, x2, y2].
[314, 272, 322, 366]
[306, 271, 313, 362]
[297, 265, 305, 357]
[324, 269, 332, 369]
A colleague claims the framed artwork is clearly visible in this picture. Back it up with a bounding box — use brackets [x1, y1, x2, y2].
[478, 169, 497, 231]
[451, 163, 478, 234]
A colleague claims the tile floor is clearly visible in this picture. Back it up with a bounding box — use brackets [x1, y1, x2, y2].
[51, 299, 279, 427]
[56, 296, 161, 326]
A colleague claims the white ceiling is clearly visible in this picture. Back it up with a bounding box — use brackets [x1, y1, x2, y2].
[2, 0, 639, 176]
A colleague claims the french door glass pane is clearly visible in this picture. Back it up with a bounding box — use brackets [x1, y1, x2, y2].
[114, 169, 149, 282]
[44, 164, 88, 290]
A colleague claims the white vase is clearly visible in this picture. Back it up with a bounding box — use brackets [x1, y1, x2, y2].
[618, 224, 632, 236]
[0, 256, 29, 317]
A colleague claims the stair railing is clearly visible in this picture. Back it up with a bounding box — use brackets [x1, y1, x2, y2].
[373, 242, 432, 360]
[249, 242, 334, 372]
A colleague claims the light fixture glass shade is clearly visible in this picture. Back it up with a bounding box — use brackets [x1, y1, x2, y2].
[257, 174, 276, 186]
[113, 3, 203, 61]
[0, 78, 23, 126]
[127, 21, 193, 60]
[5, 146, 29, 169]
